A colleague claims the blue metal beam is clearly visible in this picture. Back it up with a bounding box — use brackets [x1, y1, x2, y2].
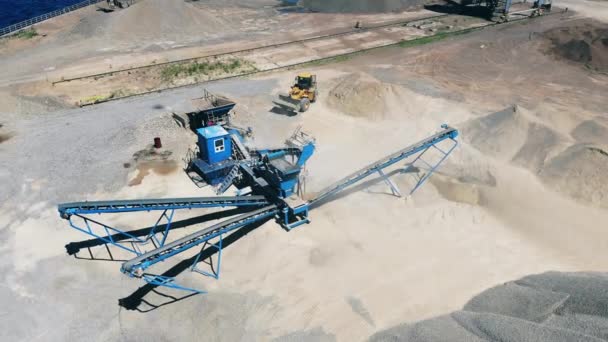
[121, 205, 278, 277]
[58, 196, 269, 217]
[309, 125, 459, 206]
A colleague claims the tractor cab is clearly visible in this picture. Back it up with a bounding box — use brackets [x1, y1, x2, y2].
[288, 72, 317, 112]
[273, 72, 318, 114]
[294, 73, 315, 90]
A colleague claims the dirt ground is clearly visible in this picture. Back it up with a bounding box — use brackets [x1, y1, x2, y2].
[1, 1, 608, 341]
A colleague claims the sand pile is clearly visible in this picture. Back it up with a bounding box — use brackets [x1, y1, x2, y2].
[544, 22, 608, 73]
[327, 73, 394, 120]
[540, 144, 608, 209]
[69, 0, 230, 44]
[301, 0, 429, 13]
[461, 106, 530, 161]
[109, 0, 224, 41]
[462, 105, 564, 171]
[461, 107, 608, 208]
[370, 272, 608, 342]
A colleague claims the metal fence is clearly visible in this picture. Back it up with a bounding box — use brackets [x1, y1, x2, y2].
[0, 0, 104, 37]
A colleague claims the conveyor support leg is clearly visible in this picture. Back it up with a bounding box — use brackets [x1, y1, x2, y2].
[407, 138, 459, 195]
[376, 168, 402, 197]
[191, 234, 223, 279]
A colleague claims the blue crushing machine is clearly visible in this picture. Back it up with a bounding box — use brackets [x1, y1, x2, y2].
[58, 120, 459, 293]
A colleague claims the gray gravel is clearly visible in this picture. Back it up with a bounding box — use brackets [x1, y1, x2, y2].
[0, 77, 276, 207]
[369, 272, 608, 342]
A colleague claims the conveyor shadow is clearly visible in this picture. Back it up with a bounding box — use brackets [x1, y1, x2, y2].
[65, 207, 256, 257]
[118, 216, 272, 312]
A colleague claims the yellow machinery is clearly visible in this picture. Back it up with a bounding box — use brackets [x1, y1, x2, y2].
[289, 72, 317, 112]
[274, 73, 317, 114]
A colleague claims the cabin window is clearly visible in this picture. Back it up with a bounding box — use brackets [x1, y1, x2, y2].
[214, 138, 225, 153]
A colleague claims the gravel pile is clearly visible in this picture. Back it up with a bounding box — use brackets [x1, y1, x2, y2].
[540, 144, 608, 209]
[370, 272, 608, 342]
[544, 22, 608, 73]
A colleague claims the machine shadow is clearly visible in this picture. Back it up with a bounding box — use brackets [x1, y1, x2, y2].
[118, 217, 272, 312]
[96, 7, 115, 13]
[270, 103, 298, 117]
[65, 207, 256, 256]
[424, 1, 492, 20]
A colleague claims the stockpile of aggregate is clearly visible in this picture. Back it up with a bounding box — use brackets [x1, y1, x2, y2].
[370, 272, 608, 342]
[544, 22, 608, 73]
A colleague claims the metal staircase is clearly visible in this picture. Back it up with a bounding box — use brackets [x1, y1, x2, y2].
[215, 164, 241, 195]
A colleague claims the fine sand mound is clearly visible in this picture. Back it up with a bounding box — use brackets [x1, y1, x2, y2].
[462, 106, 533, 162]
[540, 144, 608, 209]
[511, 121, 562, 173]
[462, 106, 608, 208]
[543, 22, 608, 73]
[67, 0, 233, 44]
[463, 105, 570, 172]
[108, 0, 223, 40]
[327, 73, 394, 120]
[369, 272, 608, 342]
[301, 0, 429, 13]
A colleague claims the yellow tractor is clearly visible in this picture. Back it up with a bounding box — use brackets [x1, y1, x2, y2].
[274, 73, 318, 114]
[289, 72, 317, 112]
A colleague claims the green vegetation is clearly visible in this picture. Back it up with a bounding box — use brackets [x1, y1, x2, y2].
[160, 58, 250, 82]
[15, 28, 38, 39]
[298, 54, 353, 68]
[80, 89, 129, 105]
[303, 54, 352, 66]
[398, 29, 471, 48]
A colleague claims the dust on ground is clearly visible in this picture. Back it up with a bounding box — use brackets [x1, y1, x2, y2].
[127, 147, 179, 186]
[429, 175, 481, 205]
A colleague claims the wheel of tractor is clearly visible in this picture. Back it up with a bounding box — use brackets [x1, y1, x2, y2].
[311, 92, 317, 103]
[299, 98, 311, 112]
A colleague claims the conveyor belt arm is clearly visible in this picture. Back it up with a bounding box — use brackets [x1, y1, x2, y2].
[121, 205, 278, 292]
[309, 125, 458, 206]
[58, 196, 269, 217]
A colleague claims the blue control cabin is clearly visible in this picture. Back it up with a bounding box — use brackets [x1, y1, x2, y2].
[192, 126, 235, 185]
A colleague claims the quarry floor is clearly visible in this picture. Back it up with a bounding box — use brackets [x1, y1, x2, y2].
[0, 1, 607, 341]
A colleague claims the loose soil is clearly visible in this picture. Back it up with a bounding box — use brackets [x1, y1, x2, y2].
[301, 0, 431, 13]
[543, 21, 608, 72]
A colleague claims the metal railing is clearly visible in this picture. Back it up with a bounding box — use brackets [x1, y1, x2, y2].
[0, 0, 104, 37]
